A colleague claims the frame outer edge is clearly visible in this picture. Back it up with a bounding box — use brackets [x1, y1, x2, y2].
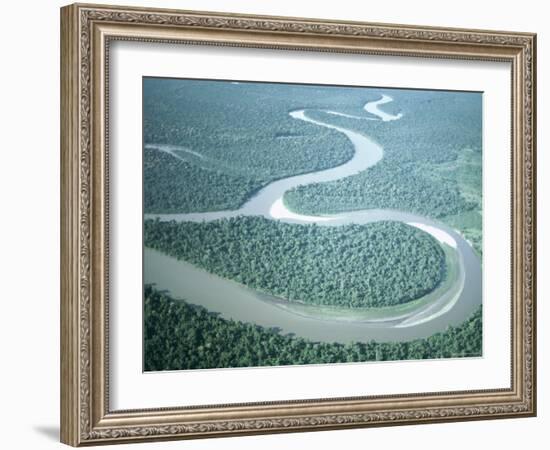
[61, 4, 81, 447]
[528, 33, 536, 416]
[61, 2, 537, 445]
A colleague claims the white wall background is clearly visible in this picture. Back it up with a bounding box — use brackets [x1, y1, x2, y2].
[0, 0, 545, 448]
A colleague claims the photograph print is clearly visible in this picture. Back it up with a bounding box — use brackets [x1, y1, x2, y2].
[142, 77, 482, 372]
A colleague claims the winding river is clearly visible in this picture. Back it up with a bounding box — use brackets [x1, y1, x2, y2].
[144, 95, 482, 343]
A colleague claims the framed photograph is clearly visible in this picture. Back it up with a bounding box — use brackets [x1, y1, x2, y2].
[60, 3, 537, 446]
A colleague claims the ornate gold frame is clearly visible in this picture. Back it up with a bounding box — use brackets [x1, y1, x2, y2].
[60, 2, 537, 446]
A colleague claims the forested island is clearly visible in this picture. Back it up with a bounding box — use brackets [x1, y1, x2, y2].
[144, 286, 482, 371]
[144, 217, 446, 308]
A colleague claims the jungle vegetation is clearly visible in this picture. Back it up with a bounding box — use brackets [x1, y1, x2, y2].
[144, 80, 482, 255]
[144, 286, 483, 371]
[143, 216, 446, 308]
[143, 78, 376, 213]
[144, 146, 260, 213]
[142, 83, 483, 370]
[283, 89, 483, 255]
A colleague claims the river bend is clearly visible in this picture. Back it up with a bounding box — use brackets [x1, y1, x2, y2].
[144, 95, 482, 343]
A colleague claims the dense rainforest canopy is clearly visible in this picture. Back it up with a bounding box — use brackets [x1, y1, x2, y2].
[142, 80, 483, 370]
[143, 79, 482, 255]
[144, 146, 260, 213]
[143, 78, 366, 213]
[144, 216, 446, 308]
[283, 90, 482, 255]
[144, 286, 483, 371]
